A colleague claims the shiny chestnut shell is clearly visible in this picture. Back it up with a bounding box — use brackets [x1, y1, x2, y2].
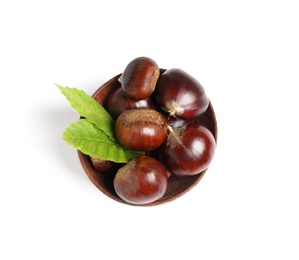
[106, 86, 157, 119]
[78, 69, 217, 206]
[159, 123, 216, 176]
[121, 56, 159, 100]
[115, 108, 167, 151]
[113, 155, 168, 205]
[155, 68, 209, 119]
[90, 156, 123, 173]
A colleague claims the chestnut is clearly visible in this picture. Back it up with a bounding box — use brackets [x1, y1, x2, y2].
[106, 86, 158, 119]
[159, 123, 216, 176]
[90, 156, 122, 173]
[120, 56, 160, 100]
[154, 68, 209, 119]
[113, 155, 168, 205]
[115, 108, 167, 151]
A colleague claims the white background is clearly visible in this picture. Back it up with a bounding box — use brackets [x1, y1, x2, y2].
[1, 0, 299, 259]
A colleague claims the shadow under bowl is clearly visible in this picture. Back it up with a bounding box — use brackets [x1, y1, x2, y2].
[78, 70, 218, 206]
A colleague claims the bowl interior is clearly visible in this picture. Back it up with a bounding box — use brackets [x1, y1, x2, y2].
[78, 70, 218, 206]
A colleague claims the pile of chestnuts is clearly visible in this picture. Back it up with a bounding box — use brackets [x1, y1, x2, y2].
[90, 57, 217, 205]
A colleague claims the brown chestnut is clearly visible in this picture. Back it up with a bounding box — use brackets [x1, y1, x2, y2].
[106, 86, 158, 119]
[120, 56, 159, 100]
[115, 108, 167, 151]
[90, 156, 122, 173]
[113, 155, 168, 205]
[159, 123, 216, 176]
[155, 68, 209, 119]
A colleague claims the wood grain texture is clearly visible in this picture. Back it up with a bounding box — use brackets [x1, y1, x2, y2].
[78, 70, 218, 206]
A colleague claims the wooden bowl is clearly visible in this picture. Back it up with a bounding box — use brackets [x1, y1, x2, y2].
[78, 70, 218, 206]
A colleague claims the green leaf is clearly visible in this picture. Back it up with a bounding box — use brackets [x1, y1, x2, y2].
[56, 84, 116, 141]
[62, 119, 144, 163]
